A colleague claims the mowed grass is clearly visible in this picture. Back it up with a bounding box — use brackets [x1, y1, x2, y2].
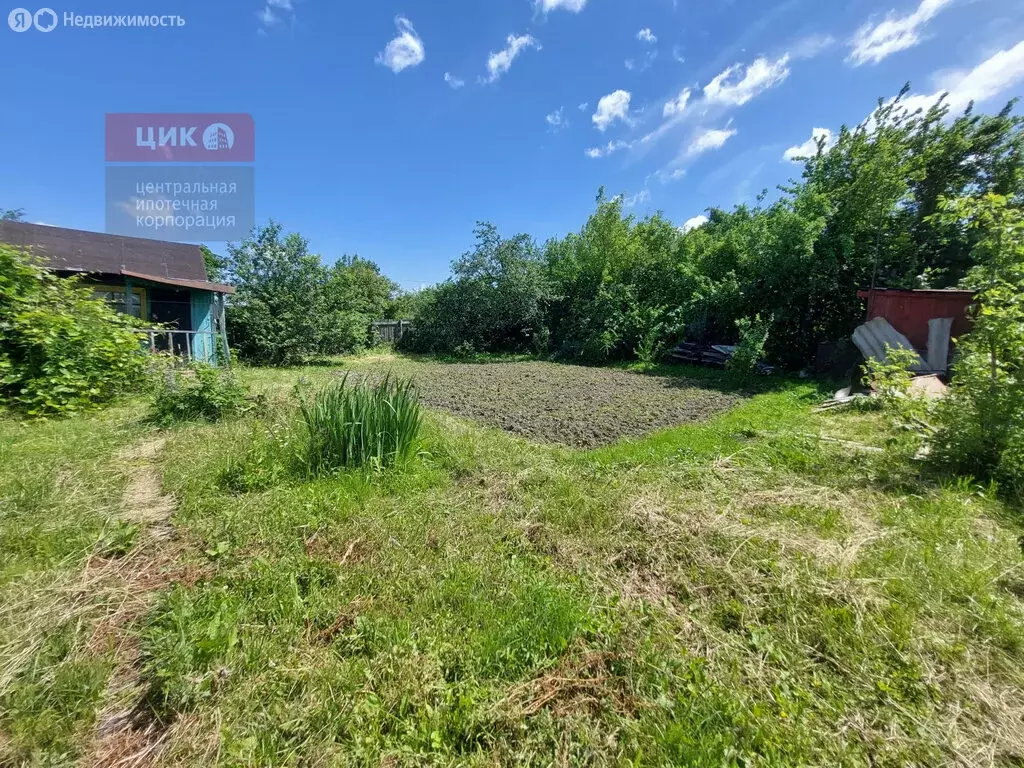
[2, 355, 1024, 766]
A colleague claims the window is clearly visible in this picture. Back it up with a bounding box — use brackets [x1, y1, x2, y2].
[91, 286, 145, 319]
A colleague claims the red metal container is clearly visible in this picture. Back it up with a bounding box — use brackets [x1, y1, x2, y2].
[857, 289, 975, 350]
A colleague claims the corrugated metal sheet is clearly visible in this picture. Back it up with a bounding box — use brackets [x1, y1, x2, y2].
[852, 317, 927, 371]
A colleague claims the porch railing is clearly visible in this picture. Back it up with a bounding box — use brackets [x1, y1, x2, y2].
[141, 329, 231, 366]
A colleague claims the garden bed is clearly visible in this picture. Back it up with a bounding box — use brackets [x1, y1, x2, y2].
[347, 360, 743, 448]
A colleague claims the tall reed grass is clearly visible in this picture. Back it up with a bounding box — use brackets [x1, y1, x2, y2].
[298, 373, 423, 473]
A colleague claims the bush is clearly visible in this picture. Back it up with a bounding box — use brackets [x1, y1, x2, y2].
[728, 314, 772, 375]
[403, 224, 550, 356]
[298, 374, 422, 474]
[863, 346, 918, 401]
[927, 194, 1024, 500]
[150, 364, 249, 426]
[0, 245, 147, 416]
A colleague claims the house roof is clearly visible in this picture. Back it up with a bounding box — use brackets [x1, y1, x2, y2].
[0, 220, 215, 285]
[120, 269, 234, 295]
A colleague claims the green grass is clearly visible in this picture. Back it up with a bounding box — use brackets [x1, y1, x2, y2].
[298, 373, 423, 474]
[2, 354, 1023, 766]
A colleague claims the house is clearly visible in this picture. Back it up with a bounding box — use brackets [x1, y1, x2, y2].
[0, 221, 234, 364]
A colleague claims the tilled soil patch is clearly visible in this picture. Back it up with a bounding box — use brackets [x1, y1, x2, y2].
[350, 361, 742, 448]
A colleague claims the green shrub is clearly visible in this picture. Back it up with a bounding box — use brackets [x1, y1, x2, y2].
[863, 346, 918, 401]
[928, 194, 1024, 499]
[298, 374, 422, 474]
[0, 245, 147, 416]
[150, 364, 249, 426]
[728, 314, 772, 375]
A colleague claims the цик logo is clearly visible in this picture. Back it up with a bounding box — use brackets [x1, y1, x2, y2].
[203, 123, 235, 151]
[8, 7, 57, 31]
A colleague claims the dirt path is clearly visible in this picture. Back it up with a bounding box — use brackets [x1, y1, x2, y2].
[83, 437, 197, 768]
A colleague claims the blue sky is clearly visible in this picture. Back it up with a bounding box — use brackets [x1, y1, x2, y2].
[2, 0, 1023, 288]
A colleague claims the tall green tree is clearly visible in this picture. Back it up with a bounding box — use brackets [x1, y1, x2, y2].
[225, 222, 329, 366]
[407, 223, 550, 355]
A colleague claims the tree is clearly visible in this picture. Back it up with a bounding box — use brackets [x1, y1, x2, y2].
[225, 222, 329, 366]
[1, 208, 25, 221]
[929, 194, 1024, 499]
[321, 256, 398, 355]
[200, 245, 227, 282]
[406, 223, 551, 355]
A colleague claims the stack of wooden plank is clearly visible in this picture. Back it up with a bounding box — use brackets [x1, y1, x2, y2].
[669, 342, 775, 374]
[670, 342, 731, 367]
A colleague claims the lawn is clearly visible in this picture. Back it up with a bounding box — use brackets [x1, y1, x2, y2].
[2, 354, 1024, 766]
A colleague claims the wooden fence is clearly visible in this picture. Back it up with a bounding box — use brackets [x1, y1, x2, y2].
[371, 320, 413, 344]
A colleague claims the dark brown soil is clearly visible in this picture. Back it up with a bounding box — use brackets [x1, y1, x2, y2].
[351, 360, 742, 448]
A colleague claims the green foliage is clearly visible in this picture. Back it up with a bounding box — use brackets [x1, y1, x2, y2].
[863, 346, 921, 408]
[400, 94, 1023, 371]
[403, 223, 551, 355]
[225, 222, 398, 365]
[0, 245, 147, 416]
[728, 314, 772, 374]
[150, 364, 249, 426]
[199, 245, 227, 283]
[385, 288, 430, 320]
[298, 374, 423, 473]
[1, 207, 25, 221]
[928, 194, 1024, 501]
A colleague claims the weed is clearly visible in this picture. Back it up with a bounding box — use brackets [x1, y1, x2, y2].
[150, 364, 249, 426]
[298, 373, 423, 474]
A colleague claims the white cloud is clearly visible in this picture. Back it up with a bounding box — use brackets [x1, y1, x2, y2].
[703, 55, 791, 106]
[876, 41, 1024, 122]
[375, 16, 425, 73]
[444, 72, 465, 89]
[256, 6, 279, 27]
[936, 40, 1024, 110]
[624, 189, 652, 208]
[783, 127, 834, 162]
[791, 33, 836, 60]
[682, 214, 709, 233]
[257, 0, 296, 30]
[637, 28, 657, 44]
[536, 0, 587, 13]
[687, 126, 737, 156]
[848, 0, 953, 66]
[656, 167, 687, 183]
[626, 50, 658, 72]
[663, 88, 691, 117]
[592, 90, 632, 131]
[546, 107, 567, 129]
[585, 139, 630, 159]
[578, 102, 589, 112]
[485, 34, 541, 83]
[672, 45, 686, 64]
